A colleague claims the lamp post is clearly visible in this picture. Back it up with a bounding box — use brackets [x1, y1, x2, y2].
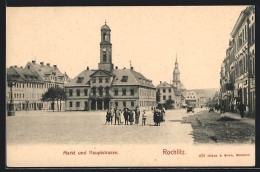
[7, 82, 16, 116]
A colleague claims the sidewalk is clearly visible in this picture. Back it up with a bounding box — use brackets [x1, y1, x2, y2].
[223, 112, 255, 126]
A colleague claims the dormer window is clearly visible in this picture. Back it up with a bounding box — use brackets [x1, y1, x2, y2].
[99, 77, 102, 83]
[92, 77, 96, 83]
[105, 78, 109, 83]
[77, 77, 84, 83]
[121, 76, 128, 82]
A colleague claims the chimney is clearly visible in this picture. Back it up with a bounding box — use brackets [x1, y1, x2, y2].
[53, 65, 57, 69]
[32, 60, 36, 64]
[40, 62, 44, 65]
[130, 66, 134, 70]
[123, 67, 126, 69]
[14, 65, 17, 67]
[47, 63, 50, 67]
[86, 66, 89, 70]
[20, 66, 23, 68]
[160, 81, 162, 84]
[115, 66, 118, 69]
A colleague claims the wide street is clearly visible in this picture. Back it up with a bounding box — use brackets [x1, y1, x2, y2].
[6, 108, 205, 145]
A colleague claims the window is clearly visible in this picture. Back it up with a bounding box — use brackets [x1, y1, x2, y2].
[114, 89, 118, 96]
[70, 102, 73, 107]
[84, 89, 88, 96]
[115, 101, 118, 107]
[98, 87, 103, 96]
[163, 96, 166, 100]
[105, 87, 109, 95]
[77, 77, 83, 83]
[123, 101, 126, 107]
[163, 89, 166, 93]
[92, 78, 96, 83]
[169, 96, 171, 100]
[99, 77, 102, 83]
[103, 51, 107, 62]
[131, 101, 134, 107]
[121, 76, 128, 82]
[105, 78, 109, 83]
[76, 89, 80, 96]
[122, 88, 126, 96]
[169, 88, 171, 93]
[23, 94, 24, 98]
[92, 87, 96, 96]
[76, 102, 80, 107]
[130, 89, 134, 96]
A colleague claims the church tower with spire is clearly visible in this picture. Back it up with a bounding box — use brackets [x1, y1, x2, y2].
[98, 22, 114, 72]
[173, 54, 181, 89]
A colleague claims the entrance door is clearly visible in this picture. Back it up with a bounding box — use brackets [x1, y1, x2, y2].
[84, 101, 89, 111]
[91, 100, 96, 110]
[97, 99, 102, 110]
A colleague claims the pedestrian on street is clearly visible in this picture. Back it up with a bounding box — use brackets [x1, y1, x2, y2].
[129, 110, 134, 125]
[110, 109, 114, 125]
[239, 103, 245, 118]
[135, 106, 140, 125]
[116, 109, 120, 125]
[123, 108, 129, 125]
[114, 107, 117, 125]
[119, 110, 122, 124]
[220, 104, 226, 118]
[142, 110, 147, 126]
[105, 110, 111, 125]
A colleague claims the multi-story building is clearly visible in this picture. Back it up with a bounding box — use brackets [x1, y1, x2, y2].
[6, 61, 70, 111]
[156, 57, 186, 109]
[64, 23, 156, 111]
[185, 91, 199, 107]
[220, 6, 255, 115]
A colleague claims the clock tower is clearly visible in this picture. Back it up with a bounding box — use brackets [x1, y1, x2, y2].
[98, 22, 114, 72]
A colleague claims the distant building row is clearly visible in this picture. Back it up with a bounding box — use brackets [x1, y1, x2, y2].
[6, 61, 70, 111]
[220, 6, 255, 115]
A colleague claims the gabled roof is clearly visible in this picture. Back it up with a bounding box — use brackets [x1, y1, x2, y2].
[90, 69, 115, 77]
[7, 66, 43, 83]
[65, 70, 95, 87]
[26, 62, 68, 82]
[112, 69, 155, 88]
[156, 82, 172, 88]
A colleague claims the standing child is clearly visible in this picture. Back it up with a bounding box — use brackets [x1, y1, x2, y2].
[142, 110, 147, 126]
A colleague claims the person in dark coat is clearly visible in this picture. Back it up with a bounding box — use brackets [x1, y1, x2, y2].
[123, 108, 129, 125]
[135, 106, 140, 125]
[129, 110, 134, 125]
[239, 103, 245, 118]
[105, 110, 111, 125]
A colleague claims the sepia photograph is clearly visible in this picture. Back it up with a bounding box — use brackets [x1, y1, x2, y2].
[6, 5, 255, 167]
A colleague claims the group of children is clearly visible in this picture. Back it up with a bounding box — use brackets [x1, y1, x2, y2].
[105, 107, 147, 126]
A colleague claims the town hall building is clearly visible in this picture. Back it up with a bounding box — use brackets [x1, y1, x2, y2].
[64, 23, 156, 111]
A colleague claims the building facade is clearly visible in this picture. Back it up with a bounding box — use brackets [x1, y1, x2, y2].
[65, 23, 156, 111]
[220, 6, 255, 116]
[6, 61, 70, 111]
[156, 57, 186, 109]
[185, 91, 199, 107]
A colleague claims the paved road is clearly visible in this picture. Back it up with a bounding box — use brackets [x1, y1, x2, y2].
[7, 108, 203, 145]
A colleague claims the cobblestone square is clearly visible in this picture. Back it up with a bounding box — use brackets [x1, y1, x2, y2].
[7, 109, 198, 145]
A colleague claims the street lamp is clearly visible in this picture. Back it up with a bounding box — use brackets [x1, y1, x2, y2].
[7, 81, 16, 116]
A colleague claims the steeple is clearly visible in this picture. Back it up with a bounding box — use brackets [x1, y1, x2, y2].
[175, 54, 178, 69]
[173, 53, 180, 88]
[98, 22, 114, 72]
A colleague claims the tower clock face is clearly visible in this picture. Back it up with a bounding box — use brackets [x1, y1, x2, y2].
[103, 48, 106, 51]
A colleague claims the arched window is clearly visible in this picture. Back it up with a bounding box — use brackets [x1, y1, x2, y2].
[103, 50, 107, 62]
[103, 33, 106, 41]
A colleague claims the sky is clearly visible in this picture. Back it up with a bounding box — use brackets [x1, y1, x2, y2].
[6, 6, 248, 90]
